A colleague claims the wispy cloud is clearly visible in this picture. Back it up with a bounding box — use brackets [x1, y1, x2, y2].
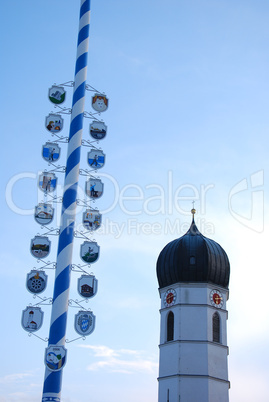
[0, 393, 41, 402]
[78, 344, 158, 374]
[79, 345, 119, 358]
[0, 372, 41, 402]
[0, 372, 33, 384]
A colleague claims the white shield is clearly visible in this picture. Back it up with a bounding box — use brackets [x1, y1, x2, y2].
[39, 172, 57, 193]
[42, 142, 61, 163]
[34, 203, 54, 225]
[45, 113, 63, 133]
[48, 85, 66, 104]
[21, 306, 44, 332]
[87, 149, 105, 169]
[26, 270, 47, 294]
[74, 310, 96, 336]
[78, 274, 98, 298]
[92, 94, 109, 112]
[85, 177, 104, 199]
[30, 236, 51, 259]
[45, 345, 67, 371]
[89, 121, 107, 140]
[82, 209, 102, 231]
[80, 241, 100, 264]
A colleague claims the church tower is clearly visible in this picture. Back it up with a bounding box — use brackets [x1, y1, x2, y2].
[156, 210, 230, 402]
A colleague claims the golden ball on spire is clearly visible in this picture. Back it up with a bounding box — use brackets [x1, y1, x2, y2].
[191, 208, 196, 216]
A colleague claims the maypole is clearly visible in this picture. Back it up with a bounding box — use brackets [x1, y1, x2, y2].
[42, 1, 91, 400]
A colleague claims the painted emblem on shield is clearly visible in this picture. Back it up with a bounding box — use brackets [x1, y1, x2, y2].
[39, 172, 57, 193]
[83, 209, 102, 231]
[85, 177, 104, 199]
[89, 121, 107, 140]
[80, 241, 100, 264]
[92, 94, 109, 112]
[45, 113, 63, 133]
[45, 345, 67, 371]
[30, 236, 51, 259]
[21, 306, 44, 332]
[42, 142, 61, 163]
[26, 270, 47, 294]
[48, 85, 66, 104]
[74, 310, 96, 336]
[88, 149, 105, 169]
[78, 274, 98, 298]
[35, 203, 54, 225]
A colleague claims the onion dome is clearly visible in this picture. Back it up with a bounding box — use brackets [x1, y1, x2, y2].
[156, 210, 230, 289]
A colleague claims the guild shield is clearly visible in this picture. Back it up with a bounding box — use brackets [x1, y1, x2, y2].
[89, 121, 107, 140]
[80, 241, 100, 264]
[74, 310, 95, 336]
[45, 345, 67, 371]
[78, 274, 98, 298]
[21, 306, 44, 332]
[34, 203, 54, 225]
[26, 270, 47, 294]
[85, 177, 104, 199]
[30, 236, 51, 259]
[42, 142, 61, 163]
[88, 149, 105, 169]
[82, 209, 102, 231]
[39, 172, 57, 193]
[48, 85, 66, 104]
[91, 94, 109, 112]
[45, 113, 63, 133]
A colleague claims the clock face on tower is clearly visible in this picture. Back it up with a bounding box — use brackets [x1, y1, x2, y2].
[163, 289, 177, 307]
[210, 289, 224, 308]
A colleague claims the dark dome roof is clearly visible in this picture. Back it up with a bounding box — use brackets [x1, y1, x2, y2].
[156, 218, 230, 289]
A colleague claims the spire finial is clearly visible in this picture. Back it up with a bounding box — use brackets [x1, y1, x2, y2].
[191, 201, 196, 218]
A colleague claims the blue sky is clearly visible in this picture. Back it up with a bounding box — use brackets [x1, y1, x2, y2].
[1, 0, 269, 401]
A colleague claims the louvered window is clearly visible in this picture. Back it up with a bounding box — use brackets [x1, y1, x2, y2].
[213, 312, 220, 343]
[167, 311, 174, 341]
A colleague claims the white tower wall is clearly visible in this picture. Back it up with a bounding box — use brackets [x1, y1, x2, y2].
[158, 283, 229, 402]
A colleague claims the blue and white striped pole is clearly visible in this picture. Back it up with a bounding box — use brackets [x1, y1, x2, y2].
[42, 1, 91, 400]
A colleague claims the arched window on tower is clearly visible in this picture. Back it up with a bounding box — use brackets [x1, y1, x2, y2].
[167, 311, 174, 342]
[213, 312, 220, 343]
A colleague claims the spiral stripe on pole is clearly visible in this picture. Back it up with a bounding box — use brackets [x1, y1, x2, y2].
[42, 1, 91, 401]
